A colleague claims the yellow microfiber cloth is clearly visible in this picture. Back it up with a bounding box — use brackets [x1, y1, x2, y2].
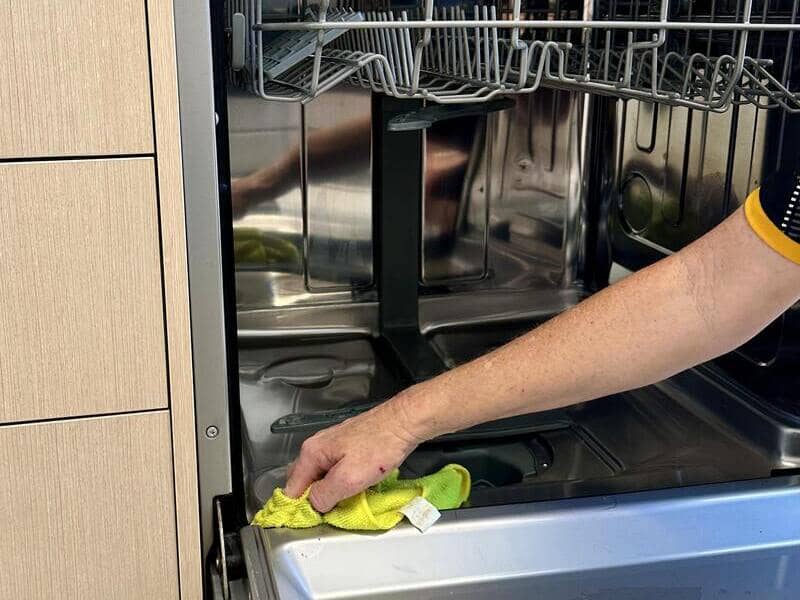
[252, 463, 471, 531]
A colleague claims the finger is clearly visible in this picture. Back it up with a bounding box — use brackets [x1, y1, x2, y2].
[309, 460, 373, 513]
[285, 460, 297, 482]
[284, 452, 326, 498]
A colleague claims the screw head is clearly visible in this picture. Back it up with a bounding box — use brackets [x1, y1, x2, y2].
[206, 425, 219, 439]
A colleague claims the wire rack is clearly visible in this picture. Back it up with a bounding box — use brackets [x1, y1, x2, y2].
[226, 0, 800, 110]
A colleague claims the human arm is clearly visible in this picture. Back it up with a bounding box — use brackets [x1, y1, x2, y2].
[285, 194, 800, 513]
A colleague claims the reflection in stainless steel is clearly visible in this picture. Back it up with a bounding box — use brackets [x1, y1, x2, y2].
[304, 86, 373, 291]
[229, 87, 306, 308]
[229, 91, 800, 600]
[419, 90, 589, 294]
[236, 286, 586, 340]
[232, 87, 588, 315]
[421, 115, 488, 283]
[615, 100, 767, 253]
[616, 102, 740, 250]
[229, 84, 374, 308]
[485, 92, 586, 289]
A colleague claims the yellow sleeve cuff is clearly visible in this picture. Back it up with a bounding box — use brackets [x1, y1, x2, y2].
[744, 189, 800, 265]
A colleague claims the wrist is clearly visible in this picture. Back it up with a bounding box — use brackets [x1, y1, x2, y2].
[386, 380, 455, 445]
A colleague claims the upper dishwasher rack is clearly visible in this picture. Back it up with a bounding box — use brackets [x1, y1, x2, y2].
[227, 0, 800, 110]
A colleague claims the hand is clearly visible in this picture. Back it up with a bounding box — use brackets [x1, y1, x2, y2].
[283, 392, 425, 513]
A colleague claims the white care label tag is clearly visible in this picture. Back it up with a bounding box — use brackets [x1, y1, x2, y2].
[399, 497, 441, 533]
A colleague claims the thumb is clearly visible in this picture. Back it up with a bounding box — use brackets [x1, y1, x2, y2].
[284, 452, 324, 498]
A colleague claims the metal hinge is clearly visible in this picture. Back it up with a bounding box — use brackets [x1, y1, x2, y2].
[214, 497, 244, 600]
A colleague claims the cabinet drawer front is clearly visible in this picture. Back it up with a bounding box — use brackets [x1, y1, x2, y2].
[0, 0, 153, 158]
[0, 159, 167, 422]
[0, 412, 179, 599]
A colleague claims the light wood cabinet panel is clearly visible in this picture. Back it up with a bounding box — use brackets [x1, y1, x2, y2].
[0, 0, 153, 158]
[0, 159, 167, 423]
[0, 411, 179, 599]
[146, 0, 203, 595]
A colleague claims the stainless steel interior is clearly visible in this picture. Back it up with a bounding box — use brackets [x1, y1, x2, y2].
[217, 0, 800, 597]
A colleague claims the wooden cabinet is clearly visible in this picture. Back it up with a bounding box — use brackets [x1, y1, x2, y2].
[0, 159, 168, 423]
[0, 411, 179, 599]
[0, 0, 153, 158]
[0, 0, 202, 596]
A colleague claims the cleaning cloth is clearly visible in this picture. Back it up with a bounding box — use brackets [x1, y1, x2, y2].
[252, 463, 471, 531]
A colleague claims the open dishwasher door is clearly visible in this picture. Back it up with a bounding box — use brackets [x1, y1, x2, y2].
[235, 477, 800, 599]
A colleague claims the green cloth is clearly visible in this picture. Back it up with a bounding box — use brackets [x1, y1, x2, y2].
[252, 464, 471, 531]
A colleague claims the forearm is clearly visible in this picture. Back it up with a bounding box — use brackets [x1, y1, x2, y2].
[394, 208, 800, 442]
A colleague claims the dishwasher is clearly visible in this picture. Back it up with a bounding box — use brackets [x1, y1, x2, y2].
[172, 0, 800, 597]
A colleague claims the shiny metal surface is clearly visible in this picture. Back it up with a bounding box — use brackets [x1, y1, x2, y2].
[245, 476, 800, 599]
[421, 114, 488, 283]
[421, 90, 587, 291]
[231, 86, 588, 322]
[229, 88, 306, 308]
[229, 84, 374, 308]
[238, 321, 783, 514]
[174, 0, 234, 562]
[612, 97, 779, 257]
[304, 86, 373, 291]
[615, 102, 752, 252]
[236, 286, 585, 340]
[239, 338, 402, 516]
[660, 365, 800, 468]
[238, 302, 377, 340]
[419, 286, 584, 333]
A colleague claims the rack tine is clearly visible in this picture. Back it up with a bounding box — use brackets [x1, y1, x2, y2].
[400, 11, 414, 88]
[473, 5, 481, 81]
[441, 7, 450, 75]
[411, 0, 433, 93]
[450, 7, 458, 77]
[461, 7, 472, 79]
[455, 7, 465, 78]
[386, 12, 407, 87]
[480, 5, 489, 83]
[377, 13, 397, 87]
[491, 5, 500, 85]
[780, 0, 800, 89]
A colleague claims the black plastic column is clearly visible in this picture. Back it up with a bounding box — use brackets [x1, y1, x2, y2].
[372, 94, 447, 383]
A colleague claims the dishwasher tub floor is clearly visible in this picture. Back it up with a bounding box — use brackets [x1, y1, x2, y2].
[238, 326, 774, 518]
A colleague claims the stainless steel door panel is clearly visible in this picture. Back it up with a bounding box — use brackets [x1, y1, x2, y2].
[245, 477, 800, 599]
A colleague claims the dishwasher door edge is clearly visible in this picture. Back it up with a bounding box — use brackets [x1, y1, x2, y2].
[241, 476, 800, 599]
